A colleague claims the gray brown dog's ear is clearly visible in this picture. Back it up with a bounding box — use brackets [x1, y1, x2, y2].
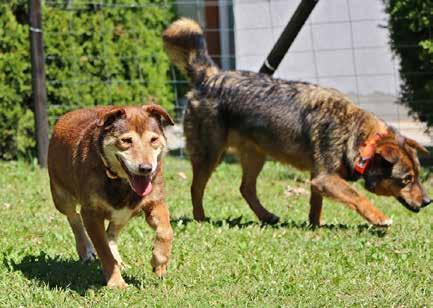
[143, 104, 175, 126]
[405, 137, 429, 156]
[376, 143, 400, 164]
[96, 108, 126, 128]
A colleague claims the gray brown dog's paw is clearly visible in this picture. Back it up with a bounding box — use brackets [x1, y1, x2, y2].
[261, 213, 280, 225]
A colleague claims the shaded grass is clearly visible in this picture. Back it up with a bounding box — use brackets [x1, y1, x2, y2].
[0, 157, 432, 306]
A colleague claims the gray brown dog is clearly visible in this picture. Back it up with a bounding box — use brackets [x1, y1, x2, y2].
[163, 18, 431, 227]
[48, 104, 174, 288]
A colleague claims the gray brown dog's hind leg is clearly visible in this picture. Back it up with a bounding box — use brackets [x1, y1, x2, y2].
[190, 153, 223, 221]
[239, 150, 279, 224]
[184, 101, 226, 222]
[310, 173, 392, 226]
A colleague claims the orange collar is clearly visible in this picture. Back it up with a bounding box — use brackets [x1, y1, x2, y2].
[354, 131, 389, 175]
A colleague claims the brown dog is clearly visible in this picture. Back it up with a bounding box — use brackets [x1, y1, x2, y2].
[163, 18, 431, 227]
[48, 104, 174, 288]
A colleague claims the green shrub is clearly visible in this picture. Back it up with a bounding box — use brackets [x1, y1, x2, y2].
[0, 1, 31, 160]
[0, 0, 174, 160]
[385, 0, 433, 127]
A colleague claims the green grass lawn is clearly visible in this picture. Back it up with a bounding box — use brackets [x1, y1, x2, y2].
[0, 156, 432, 306]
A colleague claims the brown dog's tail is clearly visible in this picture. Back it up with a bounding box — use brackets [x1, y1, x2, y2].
[163, 18, 219, 83]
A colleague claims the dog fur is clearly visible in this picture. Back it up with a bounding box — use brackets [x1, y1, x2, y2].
[163, 18, 431, 226]
[48, 104, 174, 288]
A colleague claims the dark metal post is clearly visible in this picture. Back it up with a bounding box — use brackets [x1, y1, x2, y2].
[259, 0, 319, 75]
[29, 0, 49, 167]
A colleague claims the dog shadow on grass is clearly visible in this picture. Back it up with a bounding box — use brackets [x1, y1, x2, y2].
[3, 252, 141, 295]
[171, 216, 388, 237]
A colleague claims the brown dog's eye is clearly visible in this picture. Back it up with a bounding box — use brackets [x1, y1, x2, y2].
[120, 137, 133, 144]
[150, 136, 159, 144]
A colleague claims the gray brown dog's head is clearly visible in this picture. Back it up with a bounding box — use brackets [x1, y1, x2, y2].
[97, 104, 174, 196]
[364, 137, 431, 212]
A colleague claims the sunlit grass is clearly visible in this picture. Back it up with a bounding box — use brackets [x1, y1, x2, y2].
[0, 157, 432, 306]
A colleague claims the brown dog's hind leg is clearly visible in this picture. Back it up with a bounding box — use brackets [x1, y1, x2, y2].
[50, 182, 95, 261]
[67, 213, 96, 261]
[81, 209, 126, 288]
[311, 174, 392, 226]
[240, 151, 279, 224]
[144, 202, 173, 278]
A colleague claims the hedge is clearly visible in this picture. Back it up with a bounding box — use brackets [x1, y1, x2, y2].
[385, 0, 433, 127]
[0, 0, 174, 160]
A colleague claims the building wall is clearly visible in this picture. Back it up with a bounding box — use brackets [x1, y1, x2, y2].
[233, 0, 432, 144]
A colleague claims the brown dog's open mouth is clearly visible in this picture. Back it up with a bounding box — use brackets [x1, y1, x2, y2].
[397, 197, 420, 213]
[117, 156, 153, 197]
[127, 172, 152, 197]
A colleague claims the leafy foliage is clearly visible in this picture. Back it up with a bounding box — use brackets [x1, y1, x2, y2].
[0, 0, 174, 160]
[0, 1, 31, 160]
[385, 0, 433, 127]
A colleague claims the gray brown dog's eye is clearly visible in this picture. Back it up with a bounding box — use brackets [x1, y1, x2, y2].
[402, 175, 413, 185]
[150, 137, 159, 143]
[120, 137, 133, 144]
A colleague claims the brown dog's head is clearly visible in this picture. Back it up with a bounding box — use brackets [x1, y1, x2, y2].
[97, 104, 174, 197]
[364, 136, 431, 212]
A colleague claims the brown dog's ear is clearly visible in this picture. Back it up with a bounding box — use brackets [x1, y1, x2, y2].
[405, 137, 429, 156]
[96, 108, 126, 128]
[376, 143, 400, 164]
[143, 104, 175, 126]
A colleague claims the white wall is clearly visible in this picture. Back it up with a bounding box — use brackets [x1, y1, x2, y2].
[233, 0, 431, 144]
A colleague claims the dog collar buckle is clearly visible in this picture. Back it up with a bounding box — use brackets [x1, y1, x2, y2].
[354, 158, 370, 175]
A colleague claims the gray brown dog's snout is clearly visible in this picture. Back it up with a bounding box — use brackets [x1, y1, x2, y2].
[138, 163, 153, 175]
[422, 197, 431, 208]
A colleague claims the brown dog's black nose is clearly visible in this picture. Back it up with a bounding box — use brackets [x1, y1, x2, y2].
[138, 163, 152, 174]
[422, 197, 431, 207]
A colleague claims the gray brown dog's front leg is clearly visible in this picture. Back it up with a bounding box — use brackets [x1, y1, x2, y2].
[310, 174, 392, 226]
[309, 188, 323, 226]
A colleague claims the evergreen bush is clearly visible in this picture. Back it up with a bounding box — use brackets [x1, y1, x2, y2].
[0, 0, 174, 159]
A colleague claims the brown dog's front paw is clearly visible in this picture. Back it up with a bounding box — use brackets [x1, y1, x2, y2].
[78, 243, 96, 262]
[153, 264, 167, 278]
[373, 217, 393, 227]
[106, 277, 128, 289]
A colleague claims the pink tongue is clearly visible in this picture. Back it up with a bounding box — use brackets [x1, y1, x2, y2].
[129, 174, 153, 197]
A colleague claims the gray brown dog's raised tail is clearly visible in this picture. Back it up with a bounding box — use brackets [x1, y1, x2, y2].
[163, 18, 219, 83]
